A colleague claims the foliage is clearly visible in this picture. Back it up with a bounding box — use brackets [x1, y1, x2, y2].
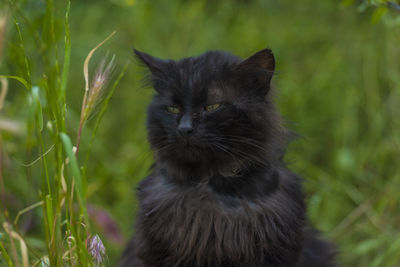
[0, 0, 400, 266]
[343, 0, 400, 25]
[0, 0, 125, 265]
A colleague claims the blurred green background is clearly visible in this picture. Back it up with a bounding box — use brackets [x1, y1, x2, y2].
[1, 0, 400, 266]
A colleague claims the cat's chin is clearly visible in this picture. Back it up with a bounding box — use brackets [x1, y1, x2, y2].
[160, 148, 204, 164]
[156, 146, 248, 180]
[155, 140, 206, 160]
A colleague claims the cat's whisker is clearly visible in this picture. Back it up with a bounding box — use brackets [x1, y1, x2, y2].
[202, 137, 268, 163]
[207, 142, 248, 171]
[212, 135, 269, 153]
[206, 140, 267, 169]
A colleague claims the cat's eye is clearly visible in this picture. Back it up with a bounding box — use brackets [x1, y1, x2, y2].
[205, 103, 221, 112]
[166, 106, 180, 114]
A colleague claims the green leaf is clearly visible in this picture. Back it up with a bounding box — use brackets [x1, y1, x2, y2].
[341, 0, 355, 7]
[60, 0, 71, 97]
[372, 6, 388, 24]
[32, 86, 44, 132]
[13, 16, 31, 85]
[45, 195, 54, 235]
[14, 201, 44, 225]
[0, 241, 14, 267]
[59, 132, 86, 205]
[0, 75, 30, 91]
[357, 1, 370, 12]
[354, 238, 384, 255]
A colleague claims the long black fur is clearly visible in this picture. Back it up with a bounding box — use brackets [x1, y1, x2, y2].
[120, 49, 337, 267]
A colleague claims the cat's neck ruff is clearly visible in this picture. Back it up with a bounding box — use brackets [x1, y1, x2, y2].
[157, 158, 270, 185]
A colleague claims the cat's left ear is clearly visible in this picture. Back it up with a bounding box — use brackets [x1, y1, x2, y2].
[133, 49, 167, 77]
[235, 49, 275, 95]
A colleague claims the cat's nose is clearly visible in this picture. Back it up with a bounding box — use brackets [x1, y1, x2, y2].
[177, 114, 193, 136]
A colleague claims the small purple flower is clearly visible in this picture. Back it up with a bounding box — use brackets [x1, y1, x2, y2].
[86, 234, 106, 265]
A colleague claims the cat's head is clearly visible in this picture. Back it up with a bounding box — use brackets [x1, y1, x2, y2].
[135, 48, 286, 178]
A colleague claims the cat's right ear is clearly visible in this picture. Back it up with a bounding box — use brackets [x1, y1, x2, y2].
[133, 49, 166, 77]
[235, 49, 275, 96]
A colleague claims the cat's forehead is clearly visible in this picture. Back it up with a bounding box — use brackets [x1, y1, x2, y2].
[168, 52, 238, 104]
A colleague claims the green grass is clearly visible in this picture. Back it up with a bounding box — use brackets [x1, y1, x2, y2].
[1, 0, 400, 266]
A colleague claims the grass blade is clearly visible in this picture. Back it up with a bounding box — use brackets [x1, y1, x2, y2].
[59, 132, 87, 215]
[31, 86, 43, 132]
[14, 201, 44, 226]
[0, 75, 30, 91]
[12, 15, 31, 86]
[60, 0, 71, 97]
[0, 241, 14, 267]
[44, 195, 54, 240]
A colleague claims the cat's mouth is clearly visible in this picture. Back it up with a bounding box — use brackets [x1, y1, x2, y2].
[175, 134, 201, 147]
[179, 137, 191, 146]
[177, 141, 201, 153]
[162, 138, 213, 162]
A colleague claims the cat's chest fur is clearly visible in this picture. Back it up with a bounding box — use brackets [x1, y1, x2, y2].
[135, 170, 306, 267]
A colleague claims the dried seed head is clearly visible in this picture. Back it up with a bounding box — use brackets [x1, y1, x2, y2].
[91, 56, 115, 94]
[83, 56, 115, 122]
[77, 31, 116, 154]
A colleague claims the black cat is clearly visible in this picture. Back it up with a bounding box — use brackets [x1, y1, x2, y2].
[120, 48, 337, 267]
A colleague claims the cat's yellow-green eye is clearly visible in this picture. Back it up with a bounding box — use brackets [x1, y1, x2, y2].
[166, 106, 180, 114]
[205, 103, 221, 112]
